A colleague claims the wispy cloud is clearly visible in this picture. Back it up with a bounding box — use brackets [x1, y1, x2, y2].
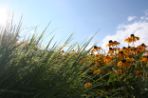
[101, 10, 148, 49]
[128, 16, 137, 22]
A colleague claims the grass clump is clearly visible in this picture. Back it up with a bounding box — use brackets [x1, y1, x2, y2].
[0, 22, 90, 98]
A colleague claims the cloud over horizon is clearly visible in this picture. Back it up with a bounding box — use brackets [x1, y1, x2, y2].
[128, 16, 137, 22]
[101, 10, 148, 49]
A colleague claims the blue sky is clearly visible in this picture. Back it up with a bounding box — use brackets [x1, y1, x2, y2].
[0, 0, 148, 46]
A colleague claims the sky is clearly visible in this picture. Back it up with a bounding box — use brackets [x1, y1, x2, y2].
[0, 0, 148, 48]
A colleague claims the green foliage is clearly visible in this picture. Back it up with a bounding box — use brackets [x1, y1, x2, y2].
[0, 22, 148, 98]
[0, 23, 90, 98]
[83, 55, 148, 98]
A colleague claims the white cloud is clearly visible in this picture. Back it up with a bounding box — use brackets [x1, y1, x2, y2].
[144, 9, 148, 16]
[128, 16, 137, 21]
[101, 11, 148, 50]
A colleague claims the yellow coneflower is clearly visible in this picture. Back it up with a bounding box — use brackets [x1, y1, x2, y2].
[93, 69, 101, 75]
[124, 34, 140, 45]
[117, 59, 130, 68]
[126, 46, 132, 51]
[136, 43, 147, 53]
[141, 43, 147, 48]
[130, 47, 137, 55]
[90, 45, 101, 55]
[130, 34, 140, 42]
[107, 48, 115, 55]
[118, 51, 125, 59]
[90, 66, 98, 71]
[121, 47, 130, 57]
[141, 56, 148, 63]
[107, 40, 120, 47]
[114, 69, 123, 75]
[84, 82, 92, 89]
[123, 46, 135, 56]
[117, 61, 124, 68]
[112, 41, 120, 46]
[126, 57, 135, 63]
[124, 37, 133, 44]
[107, 40, 114, 47]
[103, 55, 113, 64]
[94, 45, 101, 50]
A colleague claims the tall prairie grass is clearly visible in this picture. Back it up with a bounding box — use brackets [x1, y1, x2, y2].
[0, 22, 91, 98]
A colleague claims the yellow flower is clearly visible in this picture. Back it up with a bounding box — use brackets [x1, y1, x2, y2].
[107, 40, 114, 47]
[130, 34, 140, 42]
[112, 41, 120, 46]
[84, 82, 92, 89]
[124, 34, 140, 44]
[141, 43, 147, 47]
[141, 56, 148, 63]
[93, 69, 101, 75]
[117, 59, 130, 68]
[90, 66, 98, 71]
[93, 45, 101, 50]
[124, 37, 133, 43]
[90, 45, 101, 55]
[107, 48, 115, 55]
[114, 69, 123, 75]
[118, 51, 125, 59]
[136, 43, 147, 53]
[107, 40, 120, 47]
[104, 55, 112, 64]
[126, 57, 135, 63]
[117, 61, 123, 68]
